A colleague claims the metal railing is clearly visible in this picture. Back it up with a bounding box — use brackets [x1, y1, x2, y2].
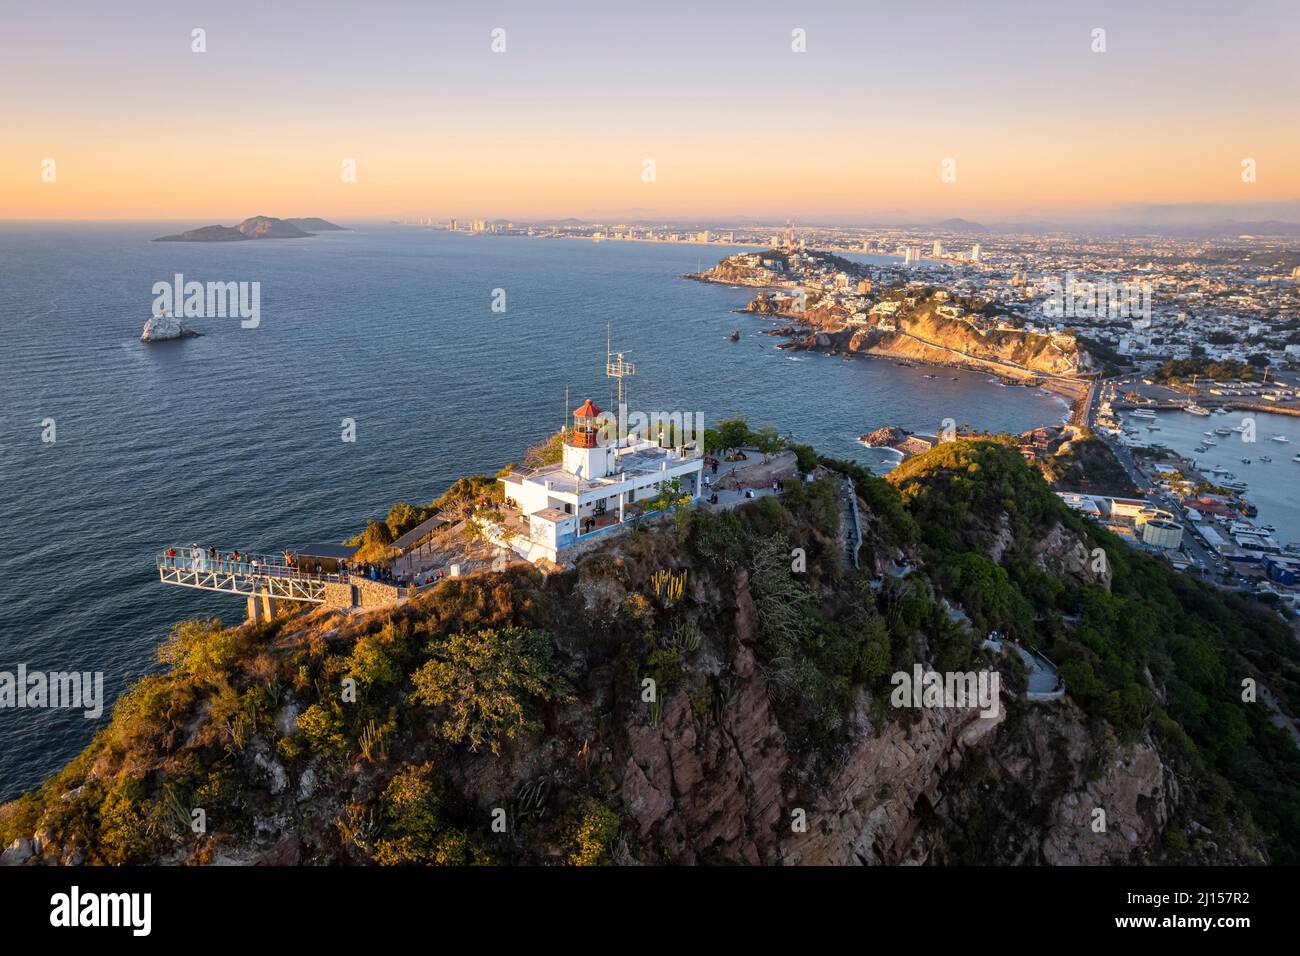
[155, 547, 350, 603]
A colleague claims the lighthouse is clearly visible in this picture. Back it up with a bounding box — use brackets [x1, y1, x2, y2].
[497, 393, 704, 564]
[562, 399, 616, 480]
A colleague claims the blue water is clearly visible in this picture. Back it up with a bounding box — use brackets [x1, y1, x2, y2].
[0, 224, 1068, 799]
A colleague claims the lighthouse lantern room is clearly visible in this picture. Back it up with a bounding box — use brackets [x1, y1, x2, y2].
[563, 399, 616, 479]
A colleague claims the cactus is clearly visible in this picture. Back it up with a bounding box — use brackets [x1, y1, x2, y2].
[651, 568, 687, 606]
[358, 719, 389, 762]
[511, 777, 550, 830]
[649, 694, 665, 729]
[664, 619, 703, 653]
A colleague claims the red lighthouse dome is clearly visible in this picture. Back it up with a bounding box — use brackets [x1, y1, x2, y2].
[569, 399, 602, 448]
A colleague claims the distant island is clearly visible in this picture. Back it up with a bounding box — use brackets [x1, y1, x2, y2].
[154, 216, 345, 242]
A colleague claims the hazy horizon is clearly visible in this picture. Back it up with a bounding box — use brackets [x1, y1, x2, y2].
[4, 0, 1299, 222]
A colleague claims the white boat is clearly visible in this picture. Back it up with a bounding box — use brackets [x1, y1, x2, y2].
[1292, 453, 1300, 462]
[1130, 409, 1157, 420]
[1270, 435, 1290, 443]
[1185, 404, 1211, 416]
[1215, 427, 1232, 436]
[1203, 431, 1214, 437]
[1231, 425, 1247, 433]
[1204, 438, 1216, 446]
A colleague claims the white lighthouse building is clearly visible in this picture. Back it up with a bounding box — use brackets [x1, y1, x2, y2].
[496, 399, 704, 563]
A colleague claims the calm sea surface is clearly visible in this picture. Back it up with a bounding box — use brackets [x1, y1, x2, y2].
[0, 223, 1076, 798]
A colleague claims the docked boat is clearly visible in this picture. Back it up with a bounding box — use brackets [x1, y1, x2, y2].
[1270, 434, 1290, 443]
[1259, 455, 1272, 463]
[1204, 438, 1216, 445]
[1130, 409, 1157, 420]
[1214, 427, 1232, 436]
[1293, 453, 1300, 463]
[1241, 458, 1251, 465]
[1185, 404, 1211, 416]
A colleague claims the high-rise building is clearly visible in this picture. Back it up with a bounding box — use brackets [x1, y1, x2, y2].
[971, 243, 981, 262]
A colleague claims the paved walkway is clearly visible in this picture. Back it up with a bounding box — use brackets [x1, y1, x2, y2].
[983, 634, 1065, 700]
[840, 474, 862, 569]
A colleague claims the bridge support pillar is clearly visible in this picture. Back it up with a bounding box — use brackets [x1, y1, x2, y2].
[262, 591, 278, 620]
[246, 594, 263, 625]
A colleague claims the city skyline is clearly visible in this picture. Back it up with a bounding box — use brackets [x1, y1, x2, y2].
[4, 0, 1299, 222]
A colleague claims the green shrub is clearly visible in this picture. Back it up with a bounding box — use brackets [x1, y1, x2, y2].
[410, 627, 572, 755]
[565, 798, 620, 866]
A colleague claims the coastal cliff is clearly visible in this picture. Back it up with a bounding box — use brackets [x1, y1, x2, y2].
[3, 441, 1296, 866]
[783, 303, 1093, 382]
[692, 250, 1095, 385]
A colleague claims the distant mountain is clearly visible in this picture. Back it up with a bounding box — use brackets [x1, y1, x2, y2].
[154, 216, 343, 242]
[933, 218, 989, 233]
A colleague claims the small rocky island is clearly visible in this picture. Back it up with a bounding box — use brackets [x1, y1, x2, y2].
[154, 215, 344, 242]
[140, 312, 202, 342]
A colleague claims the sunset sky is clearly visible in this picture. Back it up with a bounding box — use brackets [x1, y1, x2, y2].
[3, 0, 1298, 223]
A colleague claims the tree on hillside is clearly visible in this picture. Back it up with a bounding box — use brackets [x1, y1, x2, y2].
[717, 417, 752, 455]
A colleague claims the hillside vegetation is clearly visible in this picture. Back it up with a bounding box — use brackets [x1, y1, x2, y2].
[3, 440, 1297, 865]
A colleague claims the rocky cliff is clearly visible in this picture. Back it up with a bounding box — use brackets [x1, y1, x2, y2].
[3, 442, 1291, 866]
[783, 306, 1093, 381]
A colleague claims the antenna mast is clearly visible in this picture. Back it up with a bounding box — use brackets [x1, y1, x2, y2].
[605, 325, 636, 410]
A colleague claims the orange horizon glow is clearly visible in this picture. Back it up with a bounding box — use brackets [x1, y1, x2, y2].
[4, 1, 1299, 223]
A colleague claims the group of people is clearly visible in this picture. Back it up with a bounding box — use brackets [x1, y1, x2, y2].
[166, 545, 280, 576]
[409, 567, 448, 588]
[165, 544, 456, 591]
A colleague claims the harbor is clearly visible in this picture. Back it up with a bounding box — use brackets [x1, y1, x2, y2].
[1089, 383, 1300, 604]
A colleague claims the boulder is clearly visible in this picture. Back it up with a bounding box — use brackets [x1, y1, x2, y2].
[140, 312, 202, 342]
[0, 838, 34, 866]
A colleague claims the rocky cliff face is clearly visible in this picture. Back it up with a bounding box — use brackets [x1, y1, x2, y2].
[789, 313, 1092, 380]
[2, 447, 1275, 867]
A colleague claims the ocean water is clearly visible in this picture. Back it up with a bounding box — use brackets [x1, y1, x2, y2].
[0, 223, 1069, 800]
